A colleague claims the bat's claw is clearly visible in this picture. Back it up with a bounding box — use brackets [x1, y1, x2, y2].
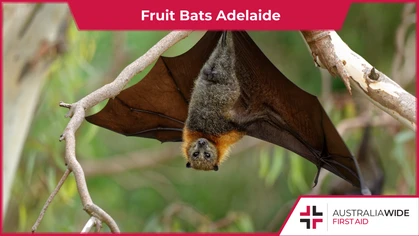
[312, 166, 321, 188]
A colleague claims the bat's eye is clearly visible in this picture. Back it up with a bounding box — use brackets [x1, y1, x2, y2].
[204, 152, 211, 159]
[193, 152, 199, 157]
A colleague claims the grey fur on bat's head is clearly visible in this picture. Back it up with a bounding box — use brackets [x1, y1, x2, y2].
[185, 138, 219, 171]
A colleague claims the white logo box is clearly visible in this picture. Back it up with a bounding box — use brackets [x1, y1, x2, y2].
[280, 196, 419, 236]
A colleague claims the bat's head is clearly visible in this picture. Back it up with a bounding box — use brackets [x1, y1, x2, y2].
[184, 138, 219, 171]
[182, 129, 244, 171]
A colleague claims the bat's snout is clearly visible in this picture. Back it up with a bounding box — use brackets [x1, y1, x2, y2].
[197, 138, 207, 147]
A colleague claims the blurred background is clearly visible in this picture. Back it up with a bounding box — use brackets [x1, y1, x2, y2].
[2, 3, 416, 233]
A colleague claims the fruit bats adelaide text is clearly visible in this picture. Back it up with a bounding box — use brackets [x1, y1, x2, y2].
[86, 31, 370, 195]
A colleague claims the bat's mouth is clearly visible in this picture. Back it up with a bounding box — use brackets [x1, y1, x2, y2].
[186, 160, 219, 171]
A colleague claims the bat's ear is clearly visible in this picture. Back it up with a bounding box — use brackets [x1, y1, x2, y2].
[213, 165, 219, 171]
[186, 162, 191, 168]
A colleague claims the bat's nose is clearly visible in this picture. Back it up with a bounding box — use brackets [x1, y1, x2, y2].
[203, 66, 212, 76]
[197, 138, 207, 146]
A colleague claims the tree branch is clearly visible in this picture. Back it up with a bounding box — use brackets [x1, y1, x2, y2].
[32, 31, 193, 233]
[59, 31, 192, 232]
[301, 30, 416, 131]
[32, 169, 71, 232]
[337, 112, 398, 136]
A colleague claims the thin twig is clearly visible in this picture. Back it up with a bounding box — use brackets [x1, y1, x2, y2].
[81, 216, 97, 233]
[337, 112, 398, 136]
[94, 217, 103, 232]
[31, 168, 71, 232]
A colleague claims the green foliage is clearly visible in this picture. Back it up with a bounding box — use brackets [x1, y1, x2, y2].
[5, 3, 416, 233]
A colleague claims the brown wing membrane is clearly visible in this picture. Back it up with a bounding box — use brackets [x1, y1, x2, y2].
[86, 31, 223, 142]
[231, 31, 365, 189]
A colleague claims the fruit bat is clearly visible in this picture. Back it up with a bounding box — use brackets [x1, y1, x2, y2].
[86, 31, 370, 194]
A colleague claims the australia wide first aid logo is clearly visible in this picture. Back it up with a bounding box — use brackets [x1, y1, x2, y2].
[299, 205, 323, 229]
[281, 197, 419, 235]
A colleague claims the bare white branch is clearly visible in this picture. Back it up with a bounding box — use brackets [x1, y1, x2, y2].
[301, 30, 416, 131]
